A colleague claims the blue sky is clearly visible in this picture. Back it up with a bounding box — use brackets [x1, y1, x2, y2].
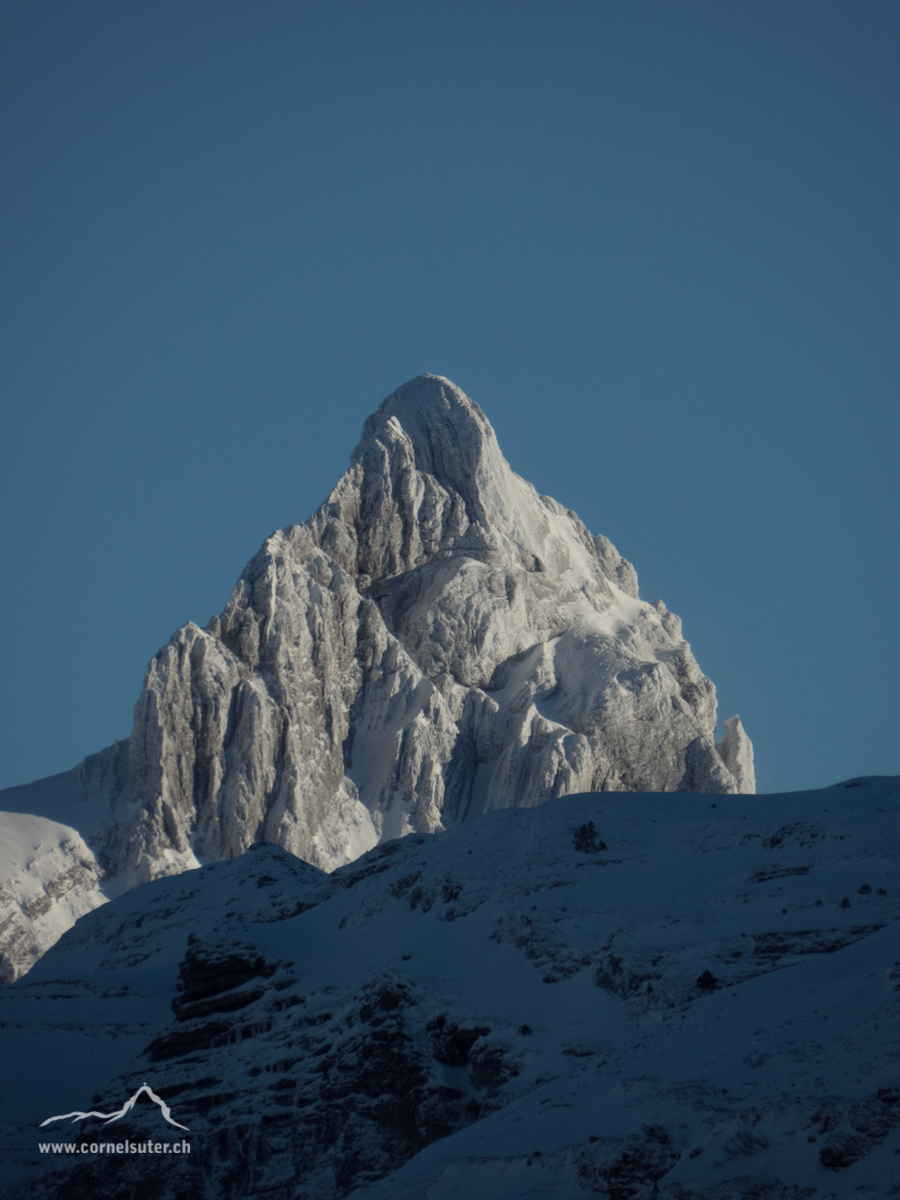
[1, 0, 898, 796]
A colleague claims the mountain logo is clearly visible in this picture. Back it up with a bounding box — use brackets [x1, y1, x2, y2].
[40, 1083, 189, 1132]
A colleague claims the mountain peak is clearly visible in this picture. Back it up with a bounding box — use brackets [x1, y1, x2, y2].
[352, 374, 498, 490]
[0, 375, 754, 980]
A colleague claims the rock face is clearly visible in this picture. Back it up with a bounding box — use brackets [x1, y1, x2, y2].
[0, 374, 753, 977]
[117, 374, 752, 877]
[0, 812, 106, 984]
[715, 713, 755, 793]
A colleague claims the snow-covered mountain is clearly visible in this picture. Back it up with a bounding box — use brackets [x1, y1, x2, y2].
[1, 776, 896, 1199]
[0, 375, 754, 982]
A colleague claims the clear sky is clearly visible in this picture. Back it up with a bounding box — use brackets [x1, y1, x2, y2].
[1, 0, 898, 796]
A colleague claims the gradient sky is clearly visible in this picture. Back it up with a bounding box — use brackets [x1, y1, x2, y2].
[2, 0, 898, 797]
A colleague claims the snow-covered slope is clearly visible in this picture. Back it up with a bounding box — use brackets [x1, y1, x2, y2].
[0, 375, 754, 981]
[1, 777, 896, 1199]
[0, 811, 105, 985]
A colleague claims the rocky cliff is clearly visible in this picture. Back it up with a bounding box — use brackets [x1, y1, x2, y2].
[0, 374, 753, 979]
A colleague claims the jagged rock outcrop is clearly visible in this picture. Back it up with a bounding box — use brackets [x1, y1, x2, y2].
[715, 713, 756, 793]
[0, 374, 754, 977]
[0, 813, 106, 984]
[116, 374, 751, 875]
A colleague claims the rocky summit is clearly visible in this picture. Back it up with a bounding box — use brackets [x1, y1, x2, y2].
[0, 375, 753, 980]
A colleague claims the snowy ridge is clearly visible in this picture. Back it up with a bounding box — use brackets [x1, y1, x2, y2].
[0, 810, 106, 984]
[0, 777, 895, 1198]
[0, 375, 753, 980]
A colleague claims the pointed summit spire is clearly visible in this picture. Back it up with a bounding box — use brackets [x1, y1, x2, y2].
[352, 374, 499, 497]
[0, 375, 754, 980]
